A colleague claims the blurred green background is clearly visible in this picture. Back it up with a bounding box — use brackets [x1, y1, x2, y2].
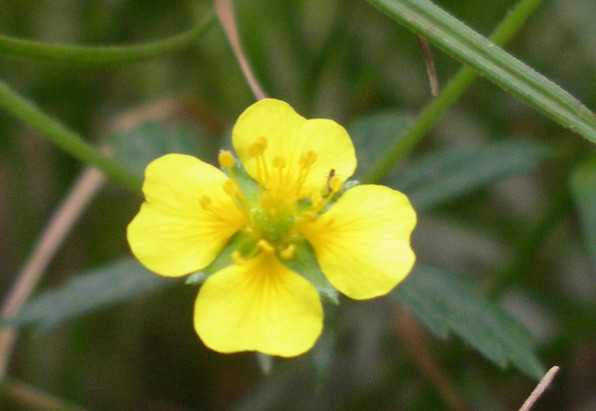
[0, 0, 594, 410]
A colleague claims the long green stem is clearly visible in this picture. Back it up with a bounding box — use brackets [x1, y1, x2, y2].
[0, 11, 215, 64]
[0, 79, 141, 191]
[364, 0, 577, 183]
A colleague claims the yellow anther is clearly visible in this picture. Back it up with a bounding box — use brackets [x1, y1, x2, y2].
[200, 196, 212, 209]
[300, 210, 317, 222]
[299, 150, 317, 167]
[232, 250, 245, 265]
[223, 180, 236, 196]
[248, 143, 264, 157]
[257, 136, 268, 149]
[272, 156, 286, 169]
[329, 175, 343, 193]
[218, 150, 235, 169]
[258, 239, 275, 254]
[280, 244, 296, 260]
[310, 192, 322, 208]
[248, 137, 269, 157]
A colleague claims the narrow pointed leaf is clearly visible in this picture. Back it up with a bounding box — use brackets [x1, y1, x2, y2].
[367, 0, 596, 142]
[391, 140, 551, 210]
[2, 258, 171, 330]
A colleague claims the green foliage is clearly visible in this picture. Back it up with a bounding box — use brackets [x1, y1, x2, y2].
[0, 0, 593, 409]
[0, 10, 215, 64]
[394, 140, 552, 210]
[2, 258, 170, 331]
[570, 155, 596, 269]
[367, 0, 596, 142]
[394, 264, 545, 379]
[109, 120, 204, 178]
[348, 111, 412, 179]
[284, 240, 339, 305]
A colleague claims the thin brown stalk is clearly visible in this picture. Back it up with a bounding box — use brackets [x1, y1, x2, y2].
[1, 378, 89, 411]
[215, 0, 267, 100]
[415, 34, 439, 96]
[518, 366, 560, 411]
[392, 305, 472, 411]
[0, 166, 105, 378]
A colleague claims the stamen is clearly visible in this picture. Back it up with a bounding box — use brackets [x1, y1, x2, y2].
[328, 175, 343, 193]
[218, 150, 235, 169]
[299, 150, 317, 167]
[200, 196, 212, 210]
[256, 136, 268, 150]
[300, 210, 317, 222]
[248, 137, 270, 183]
[272, 156, 286, 169]
[222, 180, 253, 227]
[303, 174, 345, 217]
[248, 142, 264, 157]
[258, 239, 275, 254]
[280, 244, 296, 260]
[223, 179, 236, 196]
[310, 192, 322, 209]
[248, 136, 268, 157]
[295, 150, 317, 196]
[232, 250, 245, 265]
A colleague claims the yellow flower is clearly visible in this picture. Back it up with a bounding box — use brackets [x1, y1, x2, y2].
[127, 99, 416, 357]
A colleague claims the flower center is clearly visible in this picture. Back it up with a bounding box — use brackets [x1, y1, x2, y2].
[218, 143, 343, 262]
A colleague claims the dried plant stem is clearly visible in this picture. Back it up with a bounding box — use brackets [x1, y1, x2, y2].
[415, 34, 439, 96]
[215, 0, 267, 100]
[518, 366, 560, 411]
[392, 305, 473, 411]
[0, 167, 105, 378]
[1, 378, 88, 411]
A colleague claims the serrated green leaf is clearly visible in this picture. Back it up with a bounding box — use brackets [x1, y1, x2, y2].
[2, 258, 171, 330]
[391, 140, 551, 210]
[570, 155, 596, 269]
[108, 120, 203, 178]
[393, 264, 545, 379]
[366, 0, 596, 142]
[348, 111, 412, 179]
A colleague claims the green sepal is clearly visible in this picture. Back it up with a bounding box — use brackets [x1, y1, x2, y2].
[184, 231, 256, 286]
[283, 240, 339, 305]
[256, 353, 274, 375]
[341, 179, 359, 192]
[230, 161, 260, 206]
[185, 272, 209, 286]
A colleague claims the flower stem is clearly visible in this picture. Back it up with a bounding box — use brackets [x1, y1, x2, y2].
[363, 0, 544, 184]
[0, 79, 141, 191]
[0, 10, 215, 64]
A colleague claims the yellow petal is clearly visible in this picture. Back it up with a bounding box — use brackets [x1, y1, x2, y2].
[127, 154, 247, 277]
[301, 185, 416, 300]
[194, 253, 323, 357]
[232, 98, 356, 198]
